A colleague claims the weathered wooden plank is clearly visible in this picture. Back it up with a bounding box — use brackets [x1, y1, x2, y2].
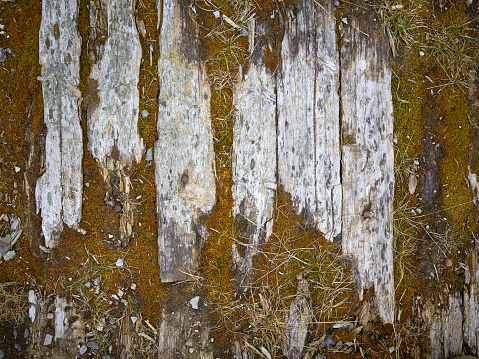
[157, 289, 213, 358]
[36, 0, 83, 248]
[27, 293, 85, 358]
[231, 27, 277, 287]
[282, 277, 312, 359]
[87, 0, 144, 244]
[340, 9, 395, 323]
[277, 0, 341, 241]
[155, 0, 216, 282]
[421, 292, 463, 359]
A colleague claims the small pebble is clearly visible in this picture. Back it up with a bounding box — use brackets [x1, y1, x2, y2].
[130, 316, 137, 324]
[85, 282, 91, 288]
[334, 0, 340, 5]
[213, 10, 220, 18]
[114, 205, 122, 213]
[47, 313, 54, 319]
[86, 341, 98, 349]
[79, 345, 87, 354]
[190, 296, 200, 310]
[85, 182, 90, 187]
[14, 166, 20, 173]
[116, 258, 124, 267]
[44, 326, 51, 334]
[43, 333, 53, 346]
[118, 289, 124, 298]
[141, 110, 149, 118]
[181, 174, 188, 183]
[24, 328, 29, 338]
[445, 259, 453, 267]
[3, 250, 15, 261]
[419, 51, 425, 56]
[145, 148, 153, 162]
[14, 343, 21, 352]
[130, 283, 137, 290]
[64, 328, 73, 335]
[239, 28, 248, 37]
[0, 349, 4, 359]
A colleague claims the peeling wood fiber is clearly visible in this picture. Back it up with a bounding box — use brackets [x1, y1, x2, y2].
[87, 0, 144, 167]
[155, 0, 216, 282]
[340, 10, 395, 323]
[36, 0, 83, 248]
[277, 0, 341, 241]
[231, 37, 277, 286]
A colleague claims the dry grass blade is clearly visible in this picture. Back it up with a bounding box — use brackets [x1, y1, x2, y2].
[0, 282, 29, 323]
[372, 0, 426, 57]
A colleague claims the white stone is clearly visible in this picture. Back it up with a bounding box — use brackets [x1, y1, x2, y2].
[190, 296, 200, 310]
[3, 250, 15, 261]
[43, 333, 53, 346]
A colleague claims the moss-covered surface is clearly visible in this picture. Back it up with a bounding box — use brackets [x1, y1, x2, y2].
[1, 0, 478, 357]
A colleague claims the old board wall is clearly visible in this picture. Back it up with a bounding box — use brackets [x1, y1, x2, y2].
[1, 0, 479, 357]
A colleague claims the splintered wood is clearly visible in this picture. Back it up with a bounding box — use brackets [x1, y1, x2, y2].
[231, 44, 277, 286]
[340, 10, 395, 323]
[155, 0, 216, 282]
[36, 0, 83, 248]
[87, 0, 144, 244]
[277, 0, 341, 241]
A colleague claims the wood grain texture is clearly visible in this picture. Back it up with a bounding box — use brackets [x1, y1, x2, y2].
[282, 278, 312, 359]
[87, 0, 144, 167]
[36, 0, 83, 248]
[340, 9, 395, 323]
[231, 41, 277, 286]
[155, 0, 216, 282]
[277, 0, 341, 241]
[86, 0, 144, 244]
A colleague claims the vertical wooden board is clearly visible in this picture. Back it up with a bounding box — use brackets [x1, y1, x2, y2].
[155, 0, 216, 282]
[277, 0, 341, 241]
[36, 0, 83, 248]
[231, 49, 277, 285]
[86, 0, 144, 244]
[87, 0, 144, 167]
[340, 10, 395, 323]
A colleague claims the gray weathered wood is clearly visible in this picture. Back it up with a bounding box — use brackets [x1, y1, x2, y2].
[340, 10, 395, 323]
[155, 0, 216, 282]
[231, 34, 277, 286]
[36, 0, 83, 248]
[282, 277, 312, 359]
[157, 297, 213, 358]
[277, 0, 341, 241]
[463, 245, 479, 357]
[27, 292, 85, 358]
[421, 292, 463, 359]
[87, 0, 144, 244]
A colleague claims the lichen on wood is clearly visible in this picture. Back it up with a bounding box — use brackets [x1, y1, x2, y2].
[155, 0, 216, 282]
[36, 0, 83, 248]
[340, 9, 395, 323]
[86, 0, 145, 244]
[277, 0, 341, 241]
